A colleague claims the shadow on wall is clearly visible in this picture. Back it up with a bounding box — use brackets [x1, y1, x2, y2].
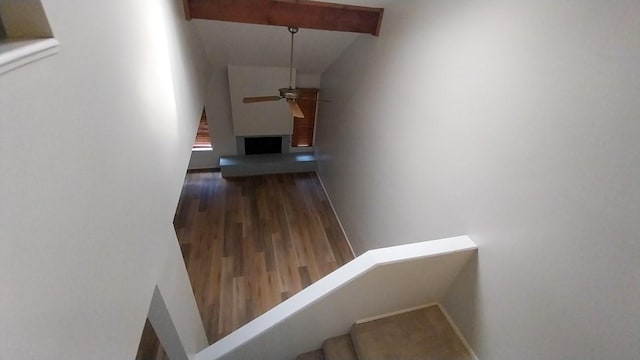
[444, 253, 482, 355]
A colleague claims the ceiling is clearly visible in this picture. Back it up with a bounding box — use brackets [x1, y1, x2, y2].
[194, 19, 362, 73]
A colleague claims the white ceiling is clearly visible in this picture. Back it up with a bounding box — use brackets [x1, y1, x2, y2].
[193, 20, 362, 73]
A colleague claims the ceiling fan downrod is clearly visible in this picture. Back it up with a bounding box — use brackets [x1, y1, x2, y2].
[287, 26, 299, 90]
[240, 26, 309, 119]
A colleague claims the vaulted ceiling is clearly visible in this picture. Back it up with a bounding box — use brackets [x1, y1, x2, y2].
[189, 0, 386, 73]
[194, 20, 359, 73]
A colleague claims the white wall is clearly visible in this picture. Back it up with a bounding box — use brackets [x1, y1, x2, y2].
[316, 1, 640, 359]
[296, 73, 321, 89]
[228, 65, 294, 136]
[188, 149, 216, 170]
[0, 0, 210, 359]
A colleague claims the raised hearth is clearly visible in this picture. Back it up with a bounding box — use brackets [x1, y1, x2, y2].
[219, 152, 316, 177]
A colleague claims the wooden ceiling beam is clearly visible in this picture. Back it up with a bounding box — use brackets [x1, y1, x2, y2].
[186, 0, 384, 36]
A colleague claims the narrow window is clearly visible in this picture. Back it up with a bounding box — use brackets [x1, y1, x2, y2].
[292, 88, 318, 147]
[193, 108, 212, 150]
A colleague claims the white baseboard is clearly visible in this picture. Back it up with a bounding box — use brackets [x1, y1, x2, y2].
[315, 171, 356, 258]
[355, 303, 438, 325]
[437, 303, 480, 360]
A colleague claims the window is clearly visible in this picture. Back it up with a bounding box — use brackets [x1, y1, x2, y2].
[193, 108, 212, 150]
[292, 88, 319, 147]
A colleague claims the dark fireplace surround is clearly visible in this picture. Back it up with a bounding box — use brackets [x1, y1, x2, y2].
[245, 136, 282, 155]
[237, 135, 290, 155]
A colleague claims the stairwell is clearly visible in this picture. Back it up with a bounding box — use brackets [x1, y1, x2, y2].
[195, 236, 477, 360]
[297, 305, 472, 360]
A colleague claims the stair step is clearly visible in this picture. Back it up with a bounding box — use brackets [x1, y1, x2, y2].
[296, 349, 325, 360]
[322, 334, 357, 360]
[350, 305, 472, 359]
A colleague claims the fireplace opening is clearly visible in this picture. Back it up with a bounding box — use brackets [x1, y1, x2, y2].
[244, 136, 282, 155]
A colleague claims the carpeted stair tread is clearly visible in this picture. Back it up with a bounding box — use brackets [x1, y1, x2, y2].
[350, 305, 472, 360]
[322, 334, 357, 360]
[296, 349, 325, 360]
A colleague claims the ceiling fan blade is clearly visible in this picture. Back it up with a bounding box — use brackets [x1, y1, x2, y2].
[243, 96, 282, 103]
[287, 100, 305, 118]
[299, 97, 332, 102]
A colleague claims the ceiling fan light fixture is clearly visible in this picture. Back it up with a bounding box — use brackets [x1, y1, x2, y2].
[279, 87, 300, 99]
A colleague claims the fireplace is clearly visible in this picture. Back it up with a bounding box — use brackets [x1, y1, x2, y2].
[221, 135, 315, 177]
[243, 136, 283, 155]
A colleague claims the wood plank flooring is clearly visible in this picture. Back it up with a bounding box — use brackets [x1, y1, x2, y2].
[136, 319, 167, 360]
[136, 171, 353, 359]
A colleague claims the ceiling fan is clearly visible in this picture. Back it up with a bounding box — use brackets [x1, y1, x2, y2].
[242, 26, 323, 119]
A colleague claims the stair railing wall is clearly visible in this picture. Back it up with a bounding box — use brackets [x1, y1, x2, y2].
[196, 235, 478, 360]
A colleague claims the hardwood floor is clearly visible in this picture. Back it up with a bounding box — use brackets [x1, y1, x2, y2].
[136, 319, 168, 360]
[137, 171, 354, 358]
